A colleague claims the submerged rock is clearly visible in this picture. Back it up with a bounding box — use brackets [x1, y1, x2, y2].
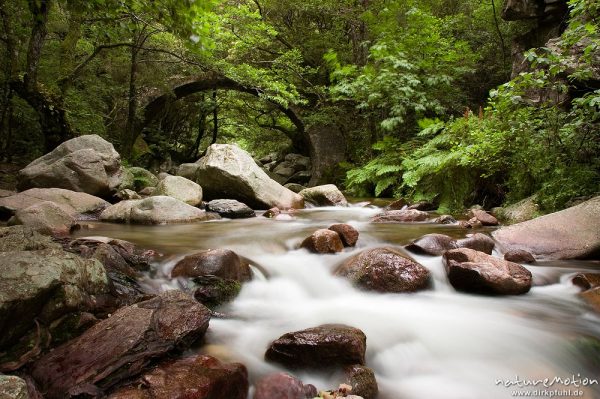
[265, 324, 366, 369]
[31, 290, 211, 399]
[0, 249, 109, 350]
[492, 196, 600, 259]
[253, 372, 315, 399]
[171, 249, 252, 282]
[329, 224, 359, 247]
[371, 209, 429, 223]
[299, 185, 347, 207]
[335, 247, 430, 293]
[300, 229, 344, 254]
[443, 248, 532, 295]
[108, 355, 248, 399]
[100, 196, 218, 224]
[17, 134, 123, 197]
[206, 199, 255, 218]
[155, 175, 202, 206]
[195, 144, 303, 209]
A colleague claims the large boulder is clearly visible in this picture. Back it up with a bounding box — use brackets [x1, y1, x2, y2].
[334, 247, 431, 293]
[31, 290, 211, 399]
[171, 249, 252, 282]
[299, 184, 347, 207]
[127, 167, 158, 191]
[492, 196, 600, 260]
[9, 201, 75, 235]
[265, 324, 366, 369]
[155, 175, 202, 206]
[108, 355, 248, 399]
[371, 209, 429, 223]
[443, 248, 532, 295]
[253, 372, 315, 399]
[0, 188, 109, 220]
[17, 135, 123, 197]
[176, 163, 201, 181]
[0, 225, 61, 252]
[195, 144, 304, 209]
[100, 196, 218, 224]
[0, 249, 109, 350]
[206, 199, 255, 219]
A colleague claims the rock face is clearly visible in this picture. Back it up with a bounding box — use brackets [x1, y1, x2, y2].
[299, 185, 347, 207]
[100, 196, 218, 224]
[108, 355, 248, 399]
[31, 290, 211, 399]
[171, 249, 252, 282]
[206, 199, 255, 219]
[371, 209, 429, 223]
[492, 196, 600, 260]
[265, 324, 366, 369]
[0, 375, 30, 399]
[195, 144, 303, 209]
[9, 201, 75, 235]
[329, 224, 359, 247]
[335, 247, 431, 293]
[0, 249, 109, 350]
[155, 175, 202, 206]
[17, 135, 123, 197]
[0, 188, 109, 220]
[443, 248, 532, 295]
[253, 372, 313, 399]
[300, 229, 344, 254]
[0, 225, 61, 252]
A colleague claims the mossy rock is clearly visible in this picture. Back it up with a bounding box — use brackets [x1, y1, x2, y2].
[128, 167, 159, 191]
[191, 275, 242, 309]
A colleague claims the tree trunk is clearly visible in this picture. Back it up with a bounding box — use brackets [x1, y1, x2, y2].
[210, 90, 218, 145]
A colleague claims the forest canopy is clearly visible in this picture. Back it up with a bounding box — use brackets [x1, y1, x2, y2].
[0, 0, 598, 212]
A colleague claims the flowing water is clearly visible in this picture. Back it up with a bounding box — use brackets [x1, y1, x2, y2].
[74, 205, 600, 399]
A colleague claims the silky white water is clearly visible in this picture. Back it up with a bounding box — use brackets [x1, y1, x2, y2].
[76, 206, 600, 399]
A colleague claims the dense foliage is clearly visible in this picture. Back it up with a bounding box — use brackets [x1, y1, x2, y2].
[0, 0, 597, 211]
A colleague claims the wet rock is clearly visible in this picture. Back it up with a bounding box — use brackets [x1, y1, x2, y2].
[171, 249, 252, 282]
[108, 355, 248, 399]
[263, 207, 280, 218]
[469, 209, 499, 226]
[17, 134, 123, 197]
[443, 248, 532, 295]
[343, 365, 378, 399]
[195, 144, 304, 209]
[492, 196, 600, 259]
[371, 209, 429, 223]
[335, 247, 431, 293]
[299, 185, 347, 207]
[253, 372, 313, 399]
[155, 175, 202, 206]
[100, 196, 218, 224]
[406, 233, 457, 256]
[435, 214, 457, 224]
[0, 375, 30, 399]
[329, 224, 359, 247]
[206, 199, 255, 219]
[0, 188, 109, 220]
[190, 275, 242, 308]
[456, 233, 495, 254]
[265, 324, 366, 369]
[504, 249, 536, 264]
[0, 225, 61, 252]
[300, 229, 344, 254]
[385, 198, 408, 210]
[31, 290, 211, 399]
[9, 201, 75, 235]
[572, 274, 600, 291]
[127, 167, 159, 191]
[407, 201, 436, 211]
[580, 287, 600, 313]
[0, 249, 109, 350]
[284, 183, 306, 193]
